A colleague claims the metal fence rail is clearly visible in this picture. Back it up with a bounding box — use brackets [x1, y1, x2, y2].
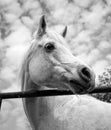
[0, 86, 111, 109]
[0, 87, 111, 99]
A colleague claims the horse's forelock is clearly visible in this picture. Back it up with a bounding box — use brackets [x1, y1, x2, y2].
[34, 28, 67, 46]
[46, 30, 68, 48]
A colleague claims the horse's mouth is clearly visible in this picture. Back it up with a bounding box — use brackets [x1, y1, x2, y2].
[69, 80, 93, 94]
[59, 72, 94, 94]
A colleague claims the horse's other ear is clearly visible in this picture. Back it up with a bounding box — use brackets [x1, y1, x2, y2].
[37, 15, 46, 37]
[62, 26, 67, 37]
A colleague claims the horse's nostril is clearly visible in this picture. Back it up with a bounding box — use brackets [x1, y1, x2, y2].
[79, 67, 91, 83]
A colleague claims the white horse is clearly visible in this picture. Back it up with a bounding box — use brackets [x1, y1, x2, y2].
[21, 16, 111, 130]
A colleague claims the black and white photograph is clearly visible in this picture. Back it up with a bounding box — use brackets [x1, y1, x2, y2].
[0, 0, 111, 130]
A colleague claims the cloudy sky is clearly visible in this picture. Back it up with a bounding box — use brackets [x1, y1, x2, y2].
[0, 0, 111, 129]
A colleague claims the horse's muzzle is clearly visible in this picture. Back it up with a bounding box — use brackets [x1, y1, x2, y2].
[69, 65, 95, 94]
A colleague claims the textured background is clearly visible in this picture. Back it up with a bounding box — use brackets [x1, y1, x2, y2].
[0, 0, 111, 129]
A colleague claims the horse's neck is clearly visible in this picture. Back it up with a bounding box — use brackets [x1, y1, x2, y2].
[24, 94, 79, 130]
[22, 75, 111, 130]
[22, 76, 80, 129]
[23, 80, 91, 130]
[23, 84, 111, 130]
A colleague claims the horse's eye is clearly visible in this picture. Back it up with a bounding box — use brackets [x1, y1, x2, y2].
[44, 42, 55, 52]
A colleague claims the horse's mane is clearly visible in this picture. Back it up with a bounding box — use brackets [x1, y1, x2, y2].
[20, 48, 30, 90]
[20, 41, 37, 90]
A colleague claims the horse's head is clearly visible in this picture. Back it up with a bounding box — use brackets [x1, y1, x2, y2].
[22, 16, 95, 94]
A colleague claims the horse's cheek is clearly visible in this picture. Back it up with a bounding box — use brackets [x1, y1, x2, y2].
[28, 56, 52, 84]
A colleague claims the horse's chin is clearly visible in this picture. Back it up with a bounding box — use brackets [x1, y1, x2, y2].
[69, 81, 94, 94]
[69, 84, 88, 94]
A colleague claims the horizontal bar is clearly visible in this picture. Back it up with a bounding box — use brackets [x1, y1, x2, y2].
[0, 87, 111, 99]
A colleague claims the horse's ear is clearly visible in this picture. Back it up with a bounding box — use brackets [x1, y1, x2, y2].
[62, 26, 67, 37]
[37, 15, 46, 37]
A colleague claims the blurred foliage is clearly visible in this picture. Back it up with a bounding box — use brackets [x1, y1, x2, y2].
[92, 67, 111, 103]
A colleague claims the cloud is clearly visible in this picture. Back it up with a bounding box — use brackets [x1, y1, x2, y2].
[92, 60, 109, 80]
[106, 54, 111, 61]
[0, 0, 14, 6]
[5, 44, 29, 70]
[98, 41, 111, 52]
[5, 25, 31, 46]
[74, 0, 94, 8]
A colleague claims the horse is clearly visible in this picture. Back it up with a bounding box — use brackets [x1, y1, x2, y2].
[20, 16, 111, 130]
